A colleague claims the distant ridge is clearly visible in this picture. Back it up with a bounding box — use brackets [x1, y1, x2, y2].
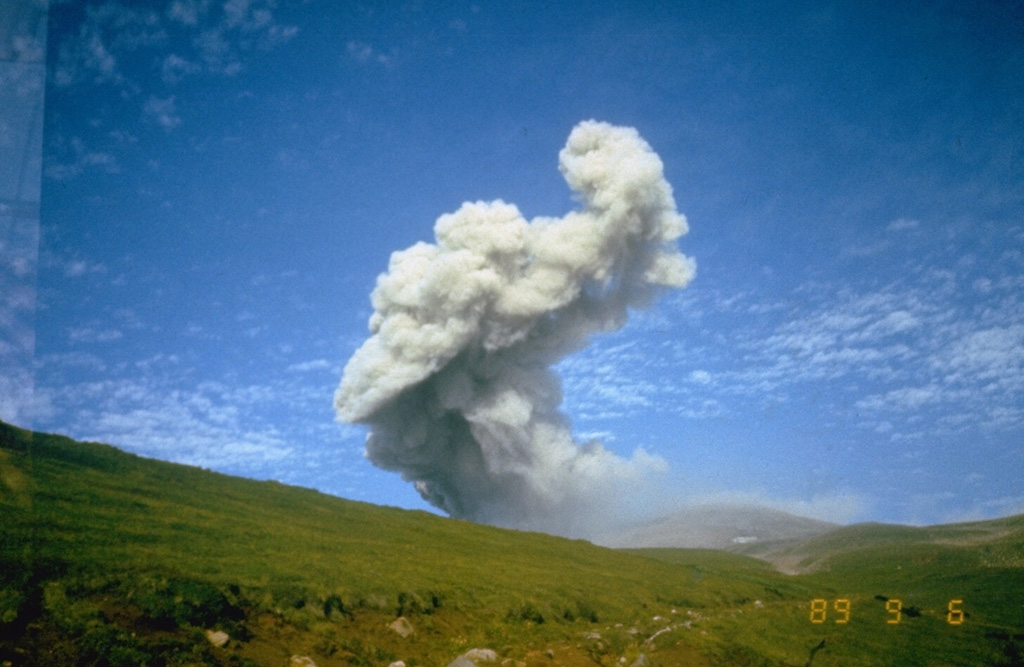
[597, 503, 837, 551]
[733, 513, 1024, 574]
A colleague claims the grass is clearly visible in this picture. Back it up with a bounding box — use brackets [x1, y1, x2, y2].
[2, 419, 1022, 666]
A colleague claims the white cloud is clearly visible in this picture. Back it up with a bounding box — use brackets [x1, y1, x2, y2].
[551, 231, 1024, 457]
[712, 260, 1023, 434]
[64, 260, 90, 277]
[168, 0, 204, 26]
[888, 217, 919, 232]
[68, 327, 124, 343]
[33, 332, 364, 485]
[161, 53, 199, 83]
[940, 325, 1024, 380]
[0, 371, 39, 425]
[224, 0, 260, 29]
[144, 95, 181, 129]
[558, 342, 666, 420]
[194, 27, 233, 69]
[49, 0, 298, 172]
[346, 40, 393, 68]
[44, 137, 120, 180]
[287, 359, 332, 373]
[85, 32, 118, 80]
[676, 399, 724, 419]
[689, 369, 712, 384]
[43, 376, 298, 473]
[62, 257, 107, 277]
[855, 385, 944, 412]
[87, 401, 293, 469]
[856, 309, 919, 339]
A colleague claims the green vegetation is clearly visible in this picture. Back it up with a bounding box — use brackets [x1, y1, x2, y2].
[1, 420, 1021, 666]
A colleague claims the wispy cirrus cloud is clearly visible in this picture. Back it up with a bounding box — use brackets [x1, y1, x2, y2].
[35, 362, 355, 481]
[346, 40, 393, 68]
[557, 220, 1024, 450]
[68, 327, 124, 343]
[54, 0, 298, 90]
[286, 358, 334, 373]
[143, 95, 181, 130]
[0, 215, 40, 426]
[62, 257, 107, 277]
[43, 136, 119, 181]
[46, 0, 299, 180]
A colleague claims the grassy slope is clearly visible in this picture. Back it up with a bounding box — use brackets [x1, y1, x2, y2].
[2, 420, 1022, 666]
[634, 521, 1024, 666]
[739, 517, 1024, 573]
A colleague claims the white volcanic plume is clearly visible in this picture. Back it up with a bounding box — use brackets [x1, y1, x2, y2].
[335, 121, 695, 536]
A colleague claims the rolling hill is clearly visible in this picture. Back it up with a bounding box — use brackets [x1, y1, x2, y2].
[2, 419, 1022, 666]
[596, 504, 837, 552]
[731, 514, 1024, 575]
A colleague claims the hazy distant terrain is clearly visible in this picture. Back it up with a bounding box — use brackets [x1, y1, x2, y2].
[598, 504, 837, 552]
[734, 514, 1024, 576]
[2, 420, 1022, 666]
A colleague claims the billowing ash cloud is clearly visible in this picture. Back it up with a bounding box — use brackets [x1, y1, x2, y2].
[335, 121, 695, 536]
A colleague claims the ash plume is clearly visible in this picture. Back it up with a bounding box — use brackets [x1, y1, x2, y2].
[335, 121, 695, 537]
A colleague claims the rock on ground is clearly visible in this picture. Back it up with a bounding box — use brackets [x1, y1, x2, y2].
[445, 657, 479, 667]
[204, 630, 229, 648]
[388, 616, 415, 638]
[463, 648, 499, 663]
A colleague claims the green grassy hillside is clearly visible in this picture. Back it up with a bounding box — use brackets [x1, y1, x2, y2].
[1, 420, 1021, 666]
[737, 516, 1024, 574]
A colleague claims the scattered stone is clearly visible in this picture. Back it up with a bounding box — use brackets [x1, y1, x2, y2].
[583, 631, 602, 640]
[445, 657, 478, 667]
[204, 630, 229, 648]
[389, 616, 415, 638]
[463, 648, 499, 663]
[544, 649, 555, 659]
[500, 659, 526, 667]
[754, 600, 764, 608]
[629, 654, 652, 667]
[388, 662, 407, 667]
[290, 657, 317, 667]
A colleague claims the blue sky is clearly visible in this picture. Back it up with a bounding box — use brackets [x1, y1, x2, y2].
[4, 0, 1023, 527]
